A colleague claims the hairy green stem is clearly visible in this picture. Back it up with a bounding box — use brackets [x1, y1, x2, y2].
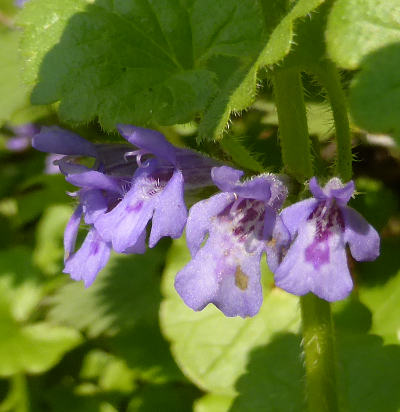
[272, 66, 339, 412]
[300, 294, 339, 412]
[271, 67, 313, 182]
[317, 61, 352, 181]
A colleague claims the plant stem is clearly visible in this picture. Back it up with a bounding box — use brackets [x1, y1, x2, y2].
[316, 61, 352, 181]
[300, 294, 339, 412]
[272, 66, 339, 412]
[271, 67, 313, 182]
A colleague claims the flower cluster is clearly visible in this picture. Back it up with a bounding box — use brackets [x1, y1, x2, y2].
[33, 125, 218, 287]
[33, 125, 380, 317]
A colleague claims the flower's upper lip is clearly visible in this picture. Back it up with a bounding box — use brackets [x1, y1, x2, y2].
[309, 176, 354, 204]
[117, 124, 177, 166]
[211, 166, 272, 203]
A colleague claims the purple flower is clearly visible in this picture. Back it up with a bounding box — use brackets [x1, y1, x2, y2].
[33, 125, 217, 286]
[14, 0, 30, 7]
[33, 126, 135, 286]
[174, 166, 288, 318]
[94, 125, 216, 253]
[6, 124, 40, 152]
[274, 177, 380, 302]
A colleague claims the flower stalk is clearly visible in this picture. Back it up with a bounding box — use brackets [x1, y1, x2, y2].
[271, 67, 313, 182]
[272, 66, 339, 412]
[316, 61, 352, 181]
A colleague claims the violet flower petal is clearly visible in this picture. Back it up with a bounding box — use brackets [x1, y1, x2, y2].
[64, 229, 111, 287]
[64, 205, 82, 260]
[66, 170, 123, 194]
[274, 222, 353, 301]
[211, 166, 271, 201]
[265, 215, 291, 272]
[117, 124, 176, 165]
[80, 190, 108, 225]
[211, 166, 244, 191]
[309, 177, 326, 200]
[342, 206, 380, 261]
[185, 192, 234, 256]
[175, 236, 263, 317]
[32, 126, 97, 157]
[149, 169, 187, 247]
[94, 169, 156, 253]
[122, 229, 147, 254]
[279, 198, 318, 237]
[330, 181, 355, 204]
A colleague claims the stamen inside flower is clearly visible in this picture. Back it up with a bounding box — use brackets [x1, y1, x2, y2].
[139, 169, 174, 199]
[124, 149, 152, 167]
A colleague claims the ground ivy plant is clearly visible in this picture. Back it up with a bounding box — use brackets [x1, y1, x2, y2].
[0, 0, 399, 410]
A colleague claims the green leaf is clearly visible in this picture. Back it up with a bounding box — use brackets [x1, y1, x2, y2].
[219, 300, 400, 411]
[199, 0, 326, 140]
[0, 321, 82, 377]
[160, 238, 300, 395]
[0, 30, 28, 127]
[194, 394, 234, 412]
[18, 0, 263, 130]
[359, 270, 400, 345]
[48, 247, 167, 337]
[326, 0, 400, 70]
[229, 334, 306, 412]
[0, 249, 81, 377]
[349, 43, 400, 139]
[110, 323, 185, 384]
[19, 0, 324, 139]
[336, 333, 400, 412]
[33, 205, 73, 275]
[0, 248, 42, 322]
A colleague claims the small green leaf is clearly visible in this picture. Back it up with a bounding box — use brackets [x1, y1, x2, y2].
[326, 0, 400, 70]
[34, 205, 73, 275]
[160, 238, 300, 395]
